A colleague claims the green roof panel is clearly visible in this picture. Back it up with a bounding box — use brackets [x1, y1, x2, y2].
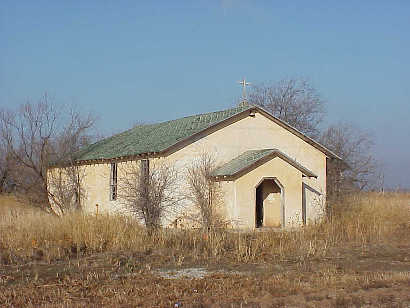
[211, 149, 276, 177]
[73, 104, 252, 162]
[211, 149, 317, 178]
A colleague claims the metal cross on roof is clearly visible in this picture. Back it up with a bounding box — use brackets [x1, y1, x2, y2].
[238, 78, 251, 101]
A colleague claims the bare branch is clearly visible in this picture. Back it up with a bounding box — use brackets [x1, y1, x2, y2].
[185, 153, 225, 230]
[249, 78, 326, 138]
[118, 160, 179, 232]
[320, 122, 380, 199]
[0, 93, 96, 213]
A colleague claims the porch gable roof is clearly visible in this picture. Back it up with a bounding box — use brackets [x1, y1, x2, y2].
[210, 149, 317, 179]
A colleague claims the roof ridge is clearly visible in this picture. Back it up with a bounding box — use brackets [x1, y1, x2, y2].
[135, 104, 251, 127]
[94, 104, 251, 145]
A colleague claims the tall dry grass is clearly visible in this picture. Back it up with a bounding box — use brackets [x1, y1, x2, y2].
[0, 192, 409, 264]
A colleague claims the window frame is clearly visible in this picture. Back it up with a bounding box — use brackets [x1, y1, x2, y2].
[110, 162, 118, 201]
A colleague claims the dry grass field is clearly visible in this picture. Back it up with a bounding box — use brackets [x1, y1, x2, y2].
[0, 193, 409, 307]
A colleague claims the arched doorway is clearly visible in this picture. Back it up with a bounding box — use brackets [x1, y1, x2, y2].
[255, 178, 284, 228]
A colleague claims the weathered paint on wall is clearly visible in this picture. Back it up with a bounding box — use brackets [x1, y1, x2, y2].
[48, 160, 146, 217]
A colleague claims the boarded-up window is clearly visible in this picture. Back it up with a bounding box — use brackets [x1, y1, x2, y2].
[110, 163, 117, 201]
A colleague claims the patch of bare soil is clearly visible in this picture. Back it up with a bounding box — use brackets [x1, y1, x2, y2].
[1, 243, 410, 307]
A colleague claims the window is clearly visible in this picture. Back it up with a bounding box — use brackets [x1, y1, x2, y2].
[110, 162, 117, 200]
[74, 173, 80, 204]
[141, 159, 149, 181]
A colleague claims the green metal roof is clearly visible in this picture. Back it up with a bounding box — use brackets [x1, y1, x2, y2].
[73, 104, 252, 162]
[211, 149, 274, 177]
[211, 149, 317, 178]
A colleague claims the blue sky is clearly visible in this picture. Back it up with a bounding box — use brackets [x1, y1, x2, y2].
[1, 1, 409, 188]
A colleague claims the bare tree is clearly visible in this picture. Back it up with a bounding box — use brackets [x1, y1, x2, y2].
[119, 160, 179, 232]
[248, 78, 326, 138]
[249, 78, 381, 198]
[0, 143, 17, 193]
[185, 153, 225, 230]
[0, 93, 95, 212]
[47, 165, 85, 214]
[320, 122, 380, 198]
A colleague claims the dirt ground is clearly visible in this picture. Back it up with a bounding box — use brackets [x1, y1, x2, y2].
[1, 242, 409, 307]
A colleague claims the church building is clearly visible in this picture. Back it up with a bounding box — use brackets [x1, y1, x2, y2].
[48, 99, 341, 229]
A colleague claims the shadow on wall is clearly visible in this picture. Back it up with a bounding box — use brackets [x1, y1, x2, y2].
[256, 178, 283, 228]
